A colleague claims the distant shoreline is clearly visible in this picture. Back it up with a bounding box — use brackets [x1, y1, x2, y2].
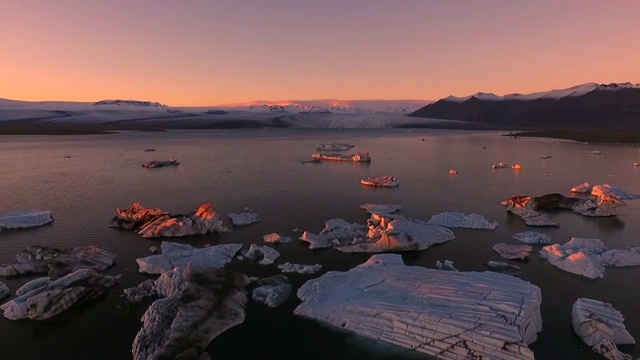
[1, 120, 639, 145]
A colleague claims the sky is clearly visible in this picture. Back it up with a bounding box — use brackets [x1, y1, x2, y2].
[1, 0, 639, 106]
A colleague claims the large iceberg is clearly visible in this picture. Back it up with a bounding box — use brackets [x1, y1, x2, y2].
[109, 202, 228, 238]
[572, 298, 634, 360]
[135, 241, 242, 274]
[1, 269, 120, 320]
[0, 210, 53, 230]
[124, 264, 249, 360]
[295, 254, 543, 360]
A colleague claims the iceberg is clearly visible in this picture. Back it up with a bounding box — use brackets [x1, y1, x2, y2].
[125, 264, 249, 360]
[248, 274, 292, 308]
[300, 213, 455, 253]
[242, 244, 280, 265]
[135, 241, 242, 274]
[262, 233, 292, 243]
[570, 181, 591, 193]
[427, 212, 498, 230]
[228, 211, 260, 226]
[1, 269, 120, 320]
[591, 184, 640, 200]
[360, 176, 399, 187]
[0, 282, 9, 303]
[513, 231, 551, 244]
[360, 203, 401, 215]
[295, 254, 542, 360]
[0, 245, 117, 279]
[572, 298, 634, 360]
[141, 158, 179, 168]
[110, 202, 228, 238]
[278, 262, 322, 274]
[310, 151, 371, 162]
[493, 243, 533, 260]
[0, 210, 53, 230]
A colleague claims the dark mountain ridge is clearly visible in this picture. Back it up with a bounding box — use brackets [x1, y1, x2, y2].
[409, 84, 640, 131]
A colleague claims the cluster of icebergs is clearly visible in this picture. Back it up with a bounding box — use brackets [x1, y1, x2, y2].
[1, 184, 639, 359]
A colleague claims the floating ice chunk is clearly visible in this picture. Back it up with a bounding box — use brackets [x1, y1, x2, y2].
[0, 210, 53, 230]
[485, 261, 520, 272]
[360, 176, 399, 187]
[135, 241, 242, 274]
[572, 298, 634, 360]
[126, 264, 249, 360]
[228, 212, 260, 226]
[591, 184, 640, 200]
[262, 233, 292, 243]
[278, 262, 322, 274]
[427, 212, 498, 230]
[249, 274, 292, 308]
[601, 247, 640, 267]
[539, 238, 607, 279]
[295, 254, 542, 360]
[570, 182, 591, 193]
[513, 231, 551, 244]
[243, 244, 280, 265]
[435, 259, 458, 271]
[1, 269, 120, 320]
[300, 219, 368, 249]
[310, 152, 371, 162]
[0, 282, 9, 303]
[493, 243, 533, 260]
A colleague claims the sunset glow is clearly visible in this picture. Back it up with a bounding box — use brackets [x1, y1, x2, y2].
[2, 0, 639, 106]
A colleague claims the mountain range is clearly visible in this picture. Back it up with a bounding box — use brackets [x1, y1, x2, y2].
[408, 82, 640, 130]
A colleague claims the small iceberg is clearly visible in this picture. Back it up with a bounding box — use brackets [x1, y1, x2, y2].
[248, 274, 292, 308]
[135, 241, 242, 274]
[278, 262, 322, 274]
[448, 169, 458, 175]
[513, 231, 551, 244]
[360, 176, 399, 187]
[360, 203, 401, 215]
[570, 181, 591, 193]
[493, 243, 533, 260]
[572, 298, 634, 359]
[0, 210, 53, 231]
[426, 212, 498, 230]
[491, 162, 508, 169]
[228, 211, 260, 226]
[310, 152, 371, 162]
[141, 158, 179, 168]
[540, 155, 551, 159]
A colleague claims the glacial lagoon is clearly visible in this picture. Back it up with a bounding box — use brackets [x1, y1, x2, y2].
[1, 128, 639, 359]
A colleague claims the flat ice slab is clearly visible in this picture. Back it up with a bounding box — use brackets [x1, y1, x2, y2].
[295, 253, 542, 360]
[360, 176, 399, 187]
[0, 210, 53, 230]
[135, 241, 242, 274]
[427, 212, 498, 230]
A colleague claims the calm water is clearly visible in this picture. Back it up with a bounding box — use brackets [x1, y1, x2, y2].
[1, 128, 639, 360]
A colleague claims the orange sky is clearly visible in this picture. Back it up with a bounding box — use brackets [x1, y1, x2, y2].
[1, 0, 639, 106]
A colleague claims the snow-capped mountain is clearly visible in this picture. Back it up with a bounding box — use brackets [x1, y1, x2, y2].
[409, 82, 640, 129]
[441, 82, 640, 103]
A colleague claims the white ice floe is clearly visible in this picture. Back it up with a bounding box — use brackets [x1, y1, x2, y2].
[228, 212, 260, 226]
[360, 203, 401, 215]
[572, 298, 634, 360]
[485, 261, 521, 272]
[360, 176, 399, 187]
[0, 210, 53, 230]
[249, 274, 292, 308]
[513, 231, 551, 244]
[540, 237, 640, 279]
[295, 253, 542, 360]
[493, 243, 533, 260]
[301, 213, 455, 253]
[125, 264, 249, 360]
[243, 244, 280, 265]
[278, 262, 322, 274]
[135, 242, 242, 274]
[426, 212, 498, 230]
[1, 269, 120, 320]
